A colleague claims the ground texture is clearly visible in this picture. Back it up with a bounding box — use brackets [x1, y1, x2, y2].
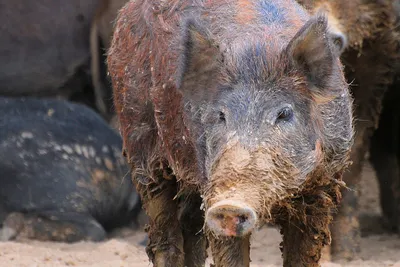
[1, 163, 400, 267]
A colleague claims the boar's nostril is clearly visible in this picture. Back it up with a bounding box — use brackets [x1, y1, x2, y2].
[205, 200, 257, 237]
[218, 111, 226, 123]
[216, 213, 224, 220]
[238, 215, 247, 224]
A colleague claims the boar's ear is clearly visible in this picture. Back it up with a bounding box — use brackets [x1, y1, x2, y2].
[286, 15, 335, 88]
[176, 19, 222, 100]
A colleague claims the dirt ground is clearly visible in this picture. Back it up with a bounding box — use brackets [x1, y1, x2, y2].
[1, 163, 400, 267]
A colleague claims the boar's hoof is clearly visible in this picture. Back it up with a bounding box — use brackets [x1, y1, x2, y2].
[206, 200, 257, 237]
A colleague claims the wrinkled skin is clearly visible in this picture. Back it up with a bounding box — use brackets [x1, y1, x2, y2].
[298, 0, 400, 260]
[0, 97, 141, 243]
[108, 0, 353, 266]
[90, 0, 129, 119]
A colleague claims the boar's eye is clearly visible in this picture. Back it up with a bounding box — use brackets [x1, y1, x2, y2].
[275, 106, 293, 124]
[218, 111, 226, 123]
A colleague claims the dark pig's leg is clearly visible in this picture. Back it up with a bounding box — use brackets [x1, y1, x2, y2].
[330, 34, 398, 259]
[370, 79, 400, 233]
[0, 211, 106, 242]
[137, 178, 184, 267]
[208, 234, 251, 267]
[178, 194, 208, 267]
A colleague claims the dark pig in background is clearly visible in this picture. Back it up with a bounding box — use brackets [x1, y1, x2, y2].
[370, 77, 400, 234]
[90, 0, 130, 118]
[0, 97, 141, 243]
[299, 0, 400, 260]
[0, 1, 107, 115]
[108, 0, 353, 266]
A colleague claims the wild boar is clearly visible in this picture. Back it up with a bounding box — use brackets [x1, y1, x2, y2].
[107, 0, 354, 266]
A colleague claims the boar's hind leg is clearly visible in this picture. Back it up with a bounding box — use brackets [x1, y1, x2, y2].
[208, 234, 251, 267]
[178, 194, 208, 267]
[137, 179, 184, 267]
[0, 211, 106, 242]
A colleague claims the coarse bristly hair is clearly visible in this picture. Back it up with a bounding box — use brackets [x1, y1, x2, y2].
[107, 0, 354, 266]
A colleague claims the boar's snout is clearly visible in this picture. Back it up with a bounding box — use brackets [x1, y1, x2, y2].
[205, 200, 257, 237]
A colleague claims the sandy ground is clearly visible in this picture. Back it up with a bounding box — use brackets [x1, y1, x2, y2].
[1, 163, 400, 267]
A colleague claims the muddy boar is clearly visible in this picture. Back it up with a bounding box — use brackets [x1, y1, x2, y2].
[0, 1, 109, 116]
[107, 0, 354, 266]
[0, 97, 141, 243]
[298, 0, 400, 260]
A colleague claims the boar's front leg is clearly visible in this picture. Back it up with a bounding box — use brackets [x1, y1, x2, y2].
[279, 190, 337, 267]
[137, 178, 184, 267]
[280, 219, 329, 267]
[208, 234, 251, 267]
[178, 194, 208, 267]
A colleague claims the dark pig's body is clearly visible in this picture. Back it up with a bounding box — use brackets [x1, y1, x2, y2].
[0, 1, 115, 116]
[90, 0, 130, 117]
[0, 97, 140, 243]
[299, 0, 400, 260]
